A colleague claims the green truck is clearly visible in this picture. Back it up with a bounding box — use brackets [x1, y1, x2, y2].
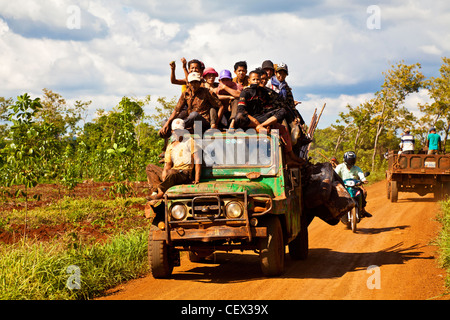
[146, 130, 311, 278]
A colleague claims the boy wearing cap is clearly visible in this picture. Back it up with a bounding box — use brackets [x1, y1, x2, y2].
[159, 72, 224, 137]
[272, 63, 308, 144]
[149, 119, 202, 200]
[261, 60, 277, 90]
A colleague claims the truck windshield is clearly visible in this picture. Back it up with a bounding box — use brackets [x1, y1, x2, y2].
[201, 134, 273, 168]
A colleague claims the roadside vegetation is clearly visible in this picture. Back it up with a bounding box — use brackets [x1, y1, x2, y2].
[0, 196, 149, 300]
[437, 199, 450, 292]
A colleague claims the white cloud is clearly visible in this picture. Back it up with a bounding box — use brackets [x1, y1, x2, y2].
[0, 0, 449, 125]
[420, 45, 443, 56]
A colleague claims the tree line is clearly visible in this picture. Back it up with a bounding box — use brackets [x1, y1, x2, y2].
[0, 58, 449, 194]
[310, 57, 450, 172]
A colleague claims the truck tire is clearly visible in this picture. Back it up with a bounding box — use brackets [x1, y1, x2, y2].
[289, 213, 309, 260]
[434, 183, 443, 201]
[258, 216, 285, 277]
[444, 183, 450, 199]
[391, 181, 398, 203]
[148, 225, 174, 278]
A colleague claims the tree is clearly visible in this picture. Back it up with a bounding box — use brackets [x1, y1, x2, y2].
[4, 94, 43, 238]
[370, 61, 425, 170]
[420, 57, 450, 151]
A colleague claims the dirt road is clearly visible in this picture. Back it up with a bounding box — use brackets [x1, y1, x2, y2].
[100, 180, 447, 300]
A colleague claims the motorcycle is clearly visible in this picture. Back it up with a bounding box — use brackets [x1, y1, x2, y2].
[340, 172, 370, 233]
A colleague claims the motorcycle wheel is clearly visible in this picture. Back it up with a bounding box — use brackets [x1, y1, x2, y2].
[351, 207, 357, 233]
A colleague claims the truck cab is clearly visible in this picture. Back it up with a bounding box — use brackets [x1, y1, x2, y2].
[146, 130, 309, 278]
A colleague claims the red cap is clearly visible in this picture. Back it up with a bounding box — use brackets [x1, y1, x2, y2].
[202, 67, 218, 77]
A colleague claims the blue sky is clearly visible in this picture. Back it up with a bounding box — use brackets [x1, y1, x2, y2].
[0, 0, 449, 128]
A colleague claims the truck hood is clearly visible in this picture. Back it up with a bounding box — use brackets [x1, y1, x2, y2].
[166, 180, 274, 197]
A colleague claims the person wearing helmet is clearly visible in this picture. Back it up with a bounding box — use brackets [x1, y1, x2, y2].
[334, 151, 372, 217]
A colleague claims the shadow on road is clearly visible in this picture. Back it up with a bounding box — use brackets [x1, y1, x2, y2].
[171, 241, 431, 284]
[357, 225, 409, 235]
[397, 197, 437, 203]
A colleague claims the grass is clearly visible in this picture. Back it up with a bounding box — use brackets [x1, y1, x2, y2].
[436, 198, 450, 290]
[0, 228, 149, 300]
[0, 196, 150, 300]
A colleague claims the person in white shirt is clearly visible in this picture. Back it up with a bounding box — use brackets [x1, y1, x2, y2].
[399, 129, 415, 154]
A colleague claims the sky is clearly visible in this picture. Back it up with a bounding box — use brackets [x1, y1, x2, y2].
[0, 0, 449, 129]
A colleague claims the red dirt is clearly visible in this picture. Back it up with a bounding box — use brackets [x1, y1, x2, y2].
[0, 181, 150, 244]
[99, 180, 449, 300]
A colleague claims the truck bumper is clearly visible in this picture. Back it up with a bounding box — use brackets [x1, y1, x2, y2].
[152, 225, 267, 242]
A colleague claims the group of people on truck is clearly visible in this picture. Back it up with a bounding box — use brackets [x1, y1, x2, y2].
[399, 127, 443, 155]
[147, 58, 311, 200]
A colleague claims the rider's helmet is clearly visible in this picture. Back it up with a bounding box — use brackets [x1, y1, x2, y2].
[343, 151, 357, 167]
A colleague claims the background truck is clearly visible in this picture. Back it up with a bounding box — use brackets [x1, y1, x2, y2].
[386, 151, 450, 201]
[146, 130, 311, 278]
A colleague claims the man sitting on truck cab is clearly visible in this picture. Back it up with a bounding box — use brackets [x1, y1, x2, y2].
[149, 119, 201, 200]
[159, 72, 224, 137]
[234, 70, 288, 132]
[233, 70, 304, 166]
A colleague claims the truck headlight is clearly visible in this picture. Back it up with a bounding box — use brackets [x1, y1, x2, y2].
[225, 201, 244, 218]
[170, 203, 187, 220]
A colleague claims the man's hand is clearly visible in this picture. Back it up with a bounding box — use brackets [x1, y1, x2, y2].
[256, 124, 268, 133]
[159, 123, 170, 136]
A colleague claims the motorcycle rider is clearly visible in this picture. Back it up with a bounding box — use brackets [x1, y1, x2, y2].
[334, 151, 372, 218]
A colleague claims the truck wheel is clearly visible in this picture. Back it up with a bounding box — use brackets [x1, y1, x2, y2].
[148, 225, 174, 278]
[289, 213, 309, 260]
[434, 183, 443, 201]
[258, 216, 285, 277]
[391, 181, 398, 203]
[444, 183, 450, 199]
